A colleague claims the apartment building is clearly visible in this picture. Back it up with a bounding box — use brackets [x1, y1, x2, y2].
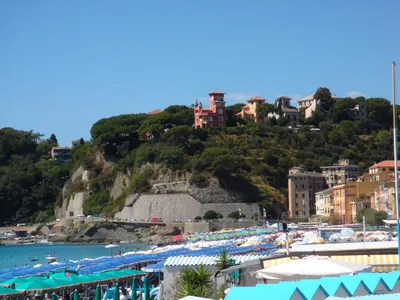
[320, 159, 360, 188]
[315, 188, 333, 217]
[288, 167, 328, 220]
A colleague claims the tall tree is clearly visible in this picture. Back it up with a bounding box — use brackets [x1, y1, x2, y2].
[48, 134, 58, 146]
[314, 87, 332, 111]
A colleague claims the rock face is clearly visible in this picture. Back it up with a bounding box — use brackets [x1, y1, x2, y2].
[55, 166, 90, 219]
[110, 172, 130, 200]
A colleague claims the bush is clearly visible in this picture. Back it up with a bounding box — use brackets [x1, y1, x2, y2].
[130, 173, 151, 193]
[194, 216, 203, 222]
[203, 210, 223, 220]
[228, 210, 246, 220]
[189, 172, 209, 187]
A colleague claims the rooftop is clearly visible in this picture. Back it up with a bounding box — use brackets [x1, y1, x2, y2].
[247, 96, 266, 102]
[147, 109, 163, 115]
[369, 160, 400, 169]
[208, 90, 225, 95]
[298, 94, 341, 102]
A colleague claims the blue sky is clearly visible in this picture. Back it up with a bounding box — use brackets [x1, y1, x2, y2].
[1, 0, 399, 146]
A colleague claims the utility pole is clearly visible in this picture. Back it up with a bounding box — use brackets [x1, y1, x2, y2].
[392, 61, 400, 268]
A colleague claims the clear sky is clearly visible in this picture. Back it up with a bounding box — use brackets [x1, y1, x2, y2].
[1, 0, 399, 146]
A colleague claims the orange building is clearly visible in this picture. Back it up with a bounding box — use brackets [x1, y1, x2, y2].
[235, 96, 266, 122]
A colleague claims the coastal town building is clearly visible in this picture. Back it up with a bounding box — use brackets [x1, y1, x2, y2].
[288, 167, 328, 220]
[320, 159, 360, 188]
[51, 146, 72, 161]
[269, 96, 300, 126]
[194, 90, 227, 128]
[329, 181, 378, 224]
[235, 96, 266, 122]
[315, 188, 333, 217]
[297, 93, 342, 109]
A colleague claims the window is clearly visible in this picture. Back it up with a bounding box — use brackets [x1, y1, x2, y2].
[295, 184, 298, 188]
[295, 211, 299, 215]
[301, 184, 304, 188]
[302, 193, 305, 198]
[218, 116, 224, 122]
[69, 211, 74, 217]
[209, 116, 213, 121]
[218, 108, 224, 114]
[295, 194, 298, 198]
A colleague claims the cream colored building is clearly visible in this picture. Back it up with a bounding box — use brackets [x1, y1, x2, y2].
[315, 188, 332, 217]
[320, 159, 360, 188]
[269, 96, 300, 126]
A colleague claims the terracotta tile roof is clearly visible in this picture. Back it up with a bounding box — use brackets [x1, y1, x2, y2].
[147, 109, 163, 115]
[248, 96, 266, 102]
[235, 112, 242, 116]
[208, 90, 225, 95]
[241, 104, 250, 109]
[369, 160, 400, 169]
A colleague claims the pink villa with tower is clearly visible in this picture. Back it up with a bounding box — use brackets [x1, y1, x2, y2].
[193, 90, 227, 128]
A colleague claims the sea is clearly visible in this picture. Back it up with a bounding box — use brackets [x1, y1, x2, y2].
[0, 243, 150, 270]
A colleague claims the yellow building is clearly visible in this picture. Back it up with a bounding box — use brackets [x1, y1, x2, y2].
[331, 182, 379, 224]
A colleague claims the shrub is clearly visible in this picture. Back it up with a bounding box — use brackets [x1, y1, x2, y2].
[194, 216, 202, 222]
[130, 173, 151, 193]
[189, 172, 209, 187]
[228, 210, 246, 220]
[203, 210, 223, 220]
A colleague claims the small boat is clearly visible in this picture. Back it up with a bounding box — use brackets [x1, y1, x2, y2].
[45, 253, 57, 264]
[29, 257, 39, 262]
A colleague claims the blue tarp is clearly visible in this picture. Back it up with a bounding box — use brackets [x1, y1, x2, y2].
[0, 243, 275, 281]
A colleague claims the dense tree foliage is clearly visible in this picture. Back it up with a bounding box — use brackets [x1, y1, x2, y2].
[2, 92, 397, 223]
[0, 128, 71, 223]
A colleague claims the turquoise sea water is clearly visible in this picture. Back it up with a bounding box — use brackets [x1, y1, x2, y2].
[0, 243, 149, 269]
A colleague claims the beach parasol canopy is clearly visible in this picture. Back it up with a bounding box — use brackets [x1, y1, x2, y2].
[14, 279, 57, 292]
[0, 286, 22, 297]
[255, 256, 372, 280]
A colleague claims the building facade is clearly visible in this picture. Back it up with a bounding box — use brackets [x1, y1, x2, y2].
[51, 146, 72, 161]
[320, 159, 360, 188]
[235, 96, 266, 122]
[194, 90, 227, 128]
[288, 167, 328, 220]
[315, 188, 333, 217]
[269, 96, 300, 126]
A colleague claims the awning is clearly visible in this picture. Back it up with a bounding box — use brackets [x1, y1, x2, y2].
[263, 254, 399, 272]
[141, 262, 165, 273]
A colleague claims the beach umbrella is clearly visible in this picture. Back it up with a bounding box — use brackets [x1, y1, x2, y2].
[114, 284, 120, 300]
[0, 286, 22, 297]
[73, 289, 80, 300]
[14, 279, 57, 292]
[95, 285, 101, 300]
[143, 276, 150, 300]
[131, 278, 137, 300]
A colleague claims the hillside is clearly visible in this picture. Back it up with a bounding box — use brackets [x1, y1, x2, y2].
[0, 91, 397, 223]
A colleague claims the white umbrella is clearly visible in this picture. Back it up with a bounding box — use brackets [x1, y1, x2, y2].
[256, 256, 372, 280]
[105, 244, 119, 248]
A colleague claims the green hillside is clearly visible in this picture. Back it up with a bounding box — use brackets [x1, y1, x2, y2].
[0, 89, 397, 223]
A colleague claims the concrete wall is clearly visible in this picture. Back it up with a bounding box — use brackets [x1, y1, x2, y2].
[116, 194, 202, 222]
[201, 203, 259, 219]
[66, 192, 89, 217]
[115, 193, 260, 224]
